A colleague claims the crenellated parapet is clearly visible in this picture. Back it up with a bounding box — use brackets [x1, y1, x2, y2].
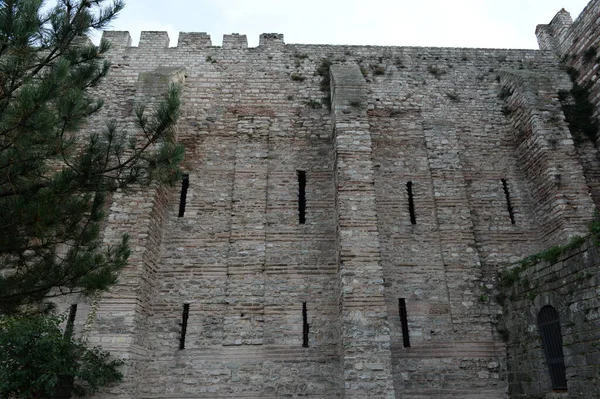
[100, 30, 286, 52]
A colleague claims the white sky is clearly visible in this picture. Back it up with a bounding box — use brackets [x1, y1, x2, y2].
[101, 0, 590, 49]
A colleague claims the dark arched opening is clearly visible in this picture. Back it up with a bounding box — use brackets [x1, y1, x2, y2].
[537, 305, 567, 391]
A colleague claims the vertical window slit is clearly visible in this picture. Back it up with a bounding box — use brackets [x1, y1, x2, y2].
[407, 181, 416, 225]
[501, 179, 515, 224]
[399, 298, 410, 347]
[179, 303, 190, 350]
[178, 174, 189, 218]
[298, 171, 306, 224]
[302, 302, 309, 347]
[64, 304, 77, 338]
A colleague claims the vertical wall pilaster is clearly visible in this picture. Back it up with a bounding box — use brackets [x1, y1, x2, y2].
[423, 120, 487, 337]
[223, 116, 270, 346]
[85, 67, 185, 398]
[536, 2, 600, 211]
[330, 64, 395, 398]
[499, 71, 594, 247]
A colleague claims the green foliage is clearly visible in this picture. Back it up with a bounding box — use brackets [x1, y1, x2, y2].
[495, 292, 507, 307]
[558, 84, 599, 143]
[499, 234, 588, 290]
[589, 218, 600, 240]
[349, 99, 362, 108]
[518, 237, 584, 270]
[290, 73, 306, 82]
[0, 0, 185, 314]
[539, 246, 563, 264]
[394, 57, 406, 69]
[497, 328, 509, 342]
[0, 314, 123, 398]
[315, 58, 332, 110]
[583, 46, 597, 64]
[498, 86, 513, 100]
[589, 213, 600, 245]
[525, 291, 537, 302]
[304, 99, 322, 109]
[565, 66, 580, 81]
[205, 55, 217, 63]
[565, 234, 587, 251]
[427, 65, 446, 79]
[446, 91, 460, 102]
[293, 52, 308, 67]
[359, 65, 368, 77]
[370, 64, 385, 76]
[499, 265, 523, 288]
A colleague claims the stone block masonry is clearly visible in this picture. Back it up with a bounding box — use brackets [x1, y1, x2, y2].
[499, 239, 600, 398]
[64, 1, 600, 397]
[330, 64, 395, 397]
[537, 0, 600, 210]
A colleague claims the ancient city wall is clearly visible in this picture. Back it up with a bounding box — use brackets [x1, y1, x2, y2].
[69, 5, 600, 396]
[489, 3, 600, 398]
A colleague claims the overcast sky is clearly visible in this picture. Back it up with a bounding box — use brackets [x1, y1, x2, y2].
[102, 0, 590, 49]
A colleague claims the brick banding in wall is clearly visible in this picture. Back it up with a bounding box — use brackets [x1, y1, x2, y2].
[71, 3, 600, 397]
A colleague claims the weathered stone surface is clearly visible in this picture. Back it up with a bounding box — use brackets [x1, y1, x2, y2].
[55, 2, 600, 398]
[500, 239, 600, 399]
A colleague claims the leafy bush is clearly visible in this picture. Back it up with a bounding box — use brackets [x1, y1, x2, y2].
[0, 314, 123, 398]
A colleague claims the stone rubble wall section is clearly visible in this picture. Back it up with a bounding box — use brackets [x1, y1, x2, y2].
[330, 64, 396, 397]
[536, 0, 600, 209]
[498, 70, 594, 248]
[81, 66, 185, 397]
[500, 239, 600, 398]
[73, 22, 600, 398]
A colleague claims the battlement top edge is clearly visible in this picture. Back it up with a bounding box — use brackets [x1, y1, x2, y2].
[100, 30, 550, 54]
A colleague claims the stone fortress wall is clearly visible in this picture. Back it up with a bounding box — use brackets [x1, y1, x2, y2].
[57, 1, 600, 397]
[499, 2, 600, 398]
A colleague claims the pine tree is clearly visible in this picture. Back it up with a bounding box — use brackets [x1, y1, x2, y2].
[0, 1, 184, 395]
[0, 0, 184, 314]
